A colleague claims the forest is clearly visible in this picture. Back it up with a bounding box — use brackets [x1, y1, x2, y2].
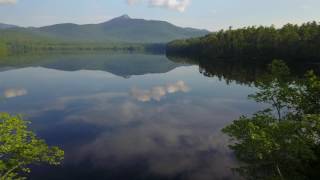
[166, 21, 320, 63]
[0, 30, 165, 56]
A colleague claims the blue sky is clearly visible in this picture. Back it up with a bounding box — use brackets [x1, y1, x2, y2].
[0, 0, 319, 31]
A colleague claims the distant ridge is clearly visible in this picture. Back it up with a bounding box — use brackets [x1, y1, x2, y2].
[0, 15, 209, 43]
[0, 23, 18, 29]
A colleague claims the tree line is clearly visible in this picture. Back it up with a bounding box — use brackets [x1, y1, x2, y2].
[0, 30, 165, 56]
[166, 21, 320, 62]
[0, 40, 165, 56]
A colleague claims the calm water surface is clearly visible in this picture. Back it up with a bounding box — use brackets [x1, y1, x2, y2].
[0, 54, 263, 180]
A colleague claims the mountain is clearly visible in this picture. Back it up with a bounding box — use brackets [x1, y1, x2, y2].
[2, 15, 209, 43]
[0, 23, 18, 29]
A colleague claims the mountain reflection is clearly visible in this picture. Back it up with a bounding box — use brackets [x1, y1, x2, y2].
[0, 53, 186, 78]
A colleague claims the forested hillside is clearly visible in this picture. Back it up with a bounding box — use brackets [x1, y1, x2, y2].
[0, 28, 165, 56]
[167, 21, 320, 62]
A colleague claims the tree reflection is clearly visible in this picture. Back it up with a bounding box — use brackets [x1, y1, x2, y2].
[167, 55, 320, 85]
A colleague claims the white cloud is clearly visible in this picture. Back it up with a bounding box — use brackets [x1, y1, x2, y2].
[4, 88, 27, 98]
[0, 0, 17, 5]
[127, 0, 191, 12]
[126, 0, 141, 5]
[130, 81, 190, 102]
[149, 0, 190, 12]
[301, 4, 311, 10]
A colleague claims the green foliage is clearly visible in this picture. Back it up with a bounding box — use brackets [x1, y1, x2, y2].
[0, 41, 8, 57]
[249, 60, 295, 120]
[0, 113, 64, 180]
[294, 71, 320, 114]
[222, 60, 320, 180]
[223, 112, 320, 180]
[167, 21, 320, 62]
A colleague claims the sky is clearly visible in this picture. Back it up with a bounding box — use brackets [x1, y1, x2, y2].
[0, 0, 319, 31]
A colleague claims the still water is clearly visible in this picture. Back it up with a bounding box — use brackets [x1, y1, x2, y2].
[0, 53, 263, 180]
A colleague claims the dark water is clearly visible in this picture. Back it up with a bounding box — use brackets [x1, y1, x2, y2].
[0, 53, 265, 180]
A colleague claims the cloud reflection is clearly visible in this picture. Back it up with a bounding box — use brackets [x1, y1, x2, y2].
[3, 88, 28, 98]
[47, 93, 242, 179]
[16, 84, 253, 179]
[0, 0, 17, 5]
[72, 123, 236, 180]
[130, 81, 190, 102]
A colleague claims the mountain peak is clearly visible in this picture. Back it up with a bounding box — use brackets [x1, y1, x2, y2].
[104, 14, 131, 24]
[117, 14, 131, 20]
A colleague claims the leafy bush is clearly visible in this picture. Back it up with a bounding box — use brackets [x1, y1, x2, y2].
[0, 113, 64, 180]
[223, 60, 320, 180]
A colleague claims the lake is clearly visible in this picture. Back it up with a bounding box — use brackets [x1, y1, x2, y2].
[0, 53, 265, 180]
